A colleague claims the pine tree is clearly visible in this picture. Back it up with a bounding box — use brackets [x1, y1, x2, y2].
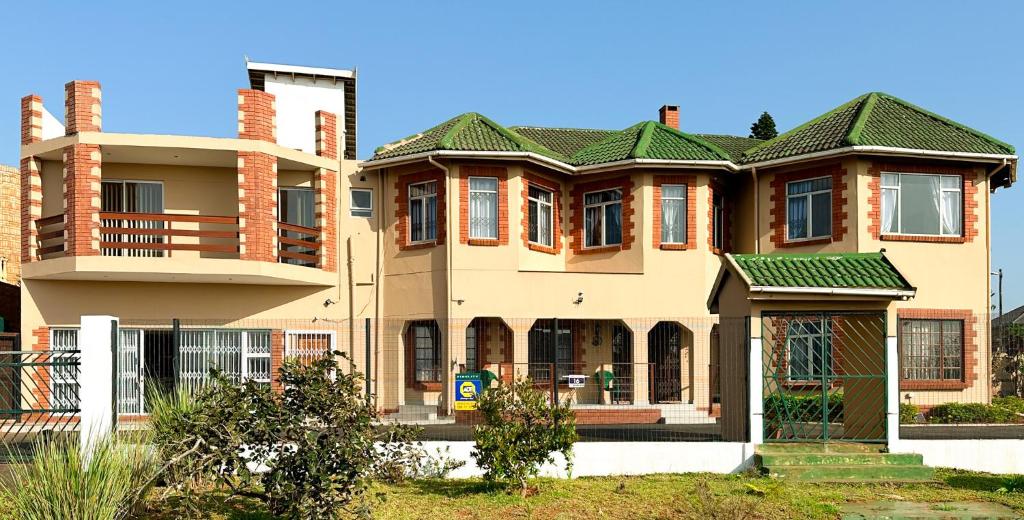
[749, 111, 778, 140]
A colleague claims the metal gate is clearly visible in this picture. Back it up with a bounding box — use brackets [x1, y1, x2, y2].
[762, 312, 887, 442]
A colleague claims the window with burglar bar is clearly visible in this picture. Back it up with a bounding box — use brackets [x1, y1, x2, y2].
[584, 188, 622, 248]
[468, 177, 499, 239]
[712, 191, 725, 250]
[50, 328, 80, 411]
[528, 185, 554, 247]
[786, 319, 832, 381]
[900, 319, 963, 381]
[409, 181, 438, 243]
[661, 184, 687, 244]
[409, 321, 441, 383]
[881, 173, 962, 236]
[787, 177, 832, 241]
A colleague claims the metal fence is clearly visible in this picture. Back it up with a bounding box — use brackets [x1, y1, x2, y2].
[0, 343, 80, 461]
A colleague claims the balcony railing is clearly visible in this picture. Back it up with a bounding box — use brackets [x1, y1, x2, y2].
[99, 212, 239, 257]
[35, 214, 67, 258]
[278, 221, 321, 267]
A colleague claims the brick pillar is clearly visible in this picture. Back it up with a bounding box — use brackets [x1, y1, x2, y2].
[64, 81, 102, 135]
[315, 110, 338, 160]
[237, 89, 276, 143]
[237, 152, 278, 262]
[21, 94, 44, 145]
[314, 168, 337, 271]
[626, 319, 652, 405]
[63, 145, 101, 256]
[20, 158, 42, 263]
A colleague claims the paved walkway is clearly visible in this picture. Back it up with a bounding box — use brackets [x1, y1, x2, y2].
[841, 501, 1020, 519]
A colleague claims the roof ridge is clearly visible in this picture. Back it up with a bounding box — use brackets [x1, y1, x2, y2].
[740, 93, 871, 161]
[844, 92, 879, 146]
[653, 122, 733, 161]
[437, 113, 477, 149]
[631, 121, 657, 158]
[508, 125, 614, 133]
[874, 92, 1015, 154]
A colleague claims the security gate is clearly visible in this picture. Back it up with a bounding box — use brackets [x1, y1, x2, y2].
[762, 312, 887, 442]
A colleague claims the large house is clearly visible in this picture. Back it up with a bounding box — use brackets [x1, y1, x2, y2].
[17, 63, 1017, 442]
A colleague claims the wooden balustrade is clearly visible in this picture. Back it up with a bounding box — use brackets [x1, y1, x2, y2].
[35, 214, 66, 257]
[99, 212, 239, 255]
[277, 221, 321, 266]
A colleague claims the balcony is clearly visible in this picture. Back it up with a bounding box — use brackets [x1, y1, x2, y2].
[23, 213, 334, 286]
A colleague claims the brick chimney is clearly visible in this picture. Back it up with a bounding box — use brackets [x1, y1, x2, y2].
[659, 105, 680, 130]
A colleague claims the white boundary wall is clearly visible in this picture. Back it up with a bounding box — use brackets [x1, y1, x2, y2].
[420, 441, 756, 478]
[891, 439, 1024, 475]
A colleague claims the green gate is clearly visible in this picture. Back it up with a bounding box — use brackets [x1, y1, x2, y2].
[762, 312, 887, 443]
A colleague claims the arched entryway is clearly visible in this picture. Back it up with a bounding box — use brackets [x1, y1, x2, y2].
[648, 321, 693, 404]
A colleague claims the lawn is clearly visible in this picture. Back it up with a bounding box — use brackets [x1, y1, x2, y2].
[140, 469, 1024, 519]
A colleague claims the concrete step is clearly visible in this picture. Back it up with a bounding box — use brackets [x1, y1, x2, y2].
[759, 452, 923, 466]
[763, 463, 934, 482]
[757, 442, 884, 454]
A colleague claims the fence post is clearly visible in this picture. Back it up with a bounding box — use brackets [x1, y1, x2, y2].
[365, 318, 371, 400]
[748, 336, 763, 445]
[79, 315, 118, 458]
[886, 335, 900, 446]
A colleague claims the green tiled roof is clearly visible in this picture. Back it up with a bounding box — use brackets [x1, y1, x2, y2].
[372, 117, 732, 165]
[742, 92, 1015, 163]
[730, 252, 912, 290]
[508, 127, 615, 157]
[695, 134, 763, 161]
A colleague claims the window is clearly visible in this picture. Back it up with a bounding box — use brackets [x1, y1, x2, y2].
[50, 328, 79, 411]
[100, 180, 165, 257]
[527, 321, 572, 382]
[409, 181, 438, 243]
[787, 177, 832, 240]
[279, 187, 317, 267]
[350, 188, 373, 217]
[409, 321, 441, 383]
[660, 184, 687, 244]
[468, 177, 499, 239]
[528, 185, 554, 247]
[786, 319, 831, 381]
[177, 329, 272, 392]
[466, 324, 478, 372]
[584, 189, 622, 248]
[881, 173, 962, 236]
[900, 319, 963, 381]
[712, 192, 725, 250]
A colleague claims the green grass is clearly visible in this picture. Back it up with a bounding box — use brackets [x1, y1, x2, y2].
[134, 469, 1024, 519]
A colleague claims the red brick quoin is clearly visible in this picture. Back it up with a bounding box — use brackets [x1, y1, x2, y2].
[458, 166, 509, 246]
[394, 170, 446, 251]
[63, 144, 101, 257]
[769, 163, 848, 249]
[867, 162, 979, 244]
[652, 175, 696, 250]
[897, 309, 977, 391]
[520, 172, 563, 254]
[569, 176, 635, 254]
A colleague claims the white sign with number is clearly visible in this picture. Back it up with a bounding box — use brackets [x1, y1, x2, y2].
[566, 375, 586, 389]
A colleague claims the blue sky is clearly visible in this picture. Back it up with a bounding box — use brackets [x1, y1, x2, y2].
[2, 1, 1021, 311]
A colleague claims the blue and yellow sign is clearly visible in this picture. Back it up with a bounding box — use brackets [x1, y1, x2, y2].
[454, 373, 482, 411]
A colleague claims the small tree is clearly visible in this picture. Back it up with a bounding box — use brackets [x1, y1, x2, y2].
[749, 111, 778, 140]
[150, 353, 416, 519]
[471, 378, 577, 495]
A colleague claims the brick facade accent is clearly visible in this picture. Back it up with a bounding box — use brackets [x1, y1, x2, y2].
[867, 162, 979, 244]
[897, 308, 978, 391]
[652, 175, 696, 250]
[63, 145, 101, 256]
[237, 152, 278, 262]
[569, 176, 635, 254]
[520, 172, 563, 254]
[31, 327, 50, 408]
[708, 180, 732, 254]
[768, 164, 848, 249]
[394, 169, 446, 251]
[459, 166, 509, 246]
[314, 110, 338, 160]
[21, 95, 43, 145]
[237, 89, 276, 143]
[315, 168, 338, 271]
[19, 158, 42, 264]
[64, 81, 101, 134]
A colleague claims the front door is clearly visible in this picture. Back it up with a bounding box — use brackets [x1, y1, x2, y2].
[762, 312, 887, 442]
[649, 322, 682, 403]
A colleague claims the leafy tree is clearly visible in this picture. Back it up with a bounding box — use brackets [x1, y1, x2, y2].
[471, 378, 578, 495]
[749, 111, 778, 140]
[150, 353, 417, 519]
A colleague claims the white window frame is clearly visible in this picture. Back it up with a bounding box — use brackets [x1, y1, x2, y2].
[881, 172, 962, 237]
[49, 328, 80, 413]
[583, 188, 623, 248]
[661, 184, 688, 245]
[242, 330, 272, 385]
[408, 180, 438, 244]
[350, 188, 373, 218]
[527, 185, 554, 247]
[786, 176, 832, 242]
[785, 319, 830, 382]
[468, 176, 499, 239]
